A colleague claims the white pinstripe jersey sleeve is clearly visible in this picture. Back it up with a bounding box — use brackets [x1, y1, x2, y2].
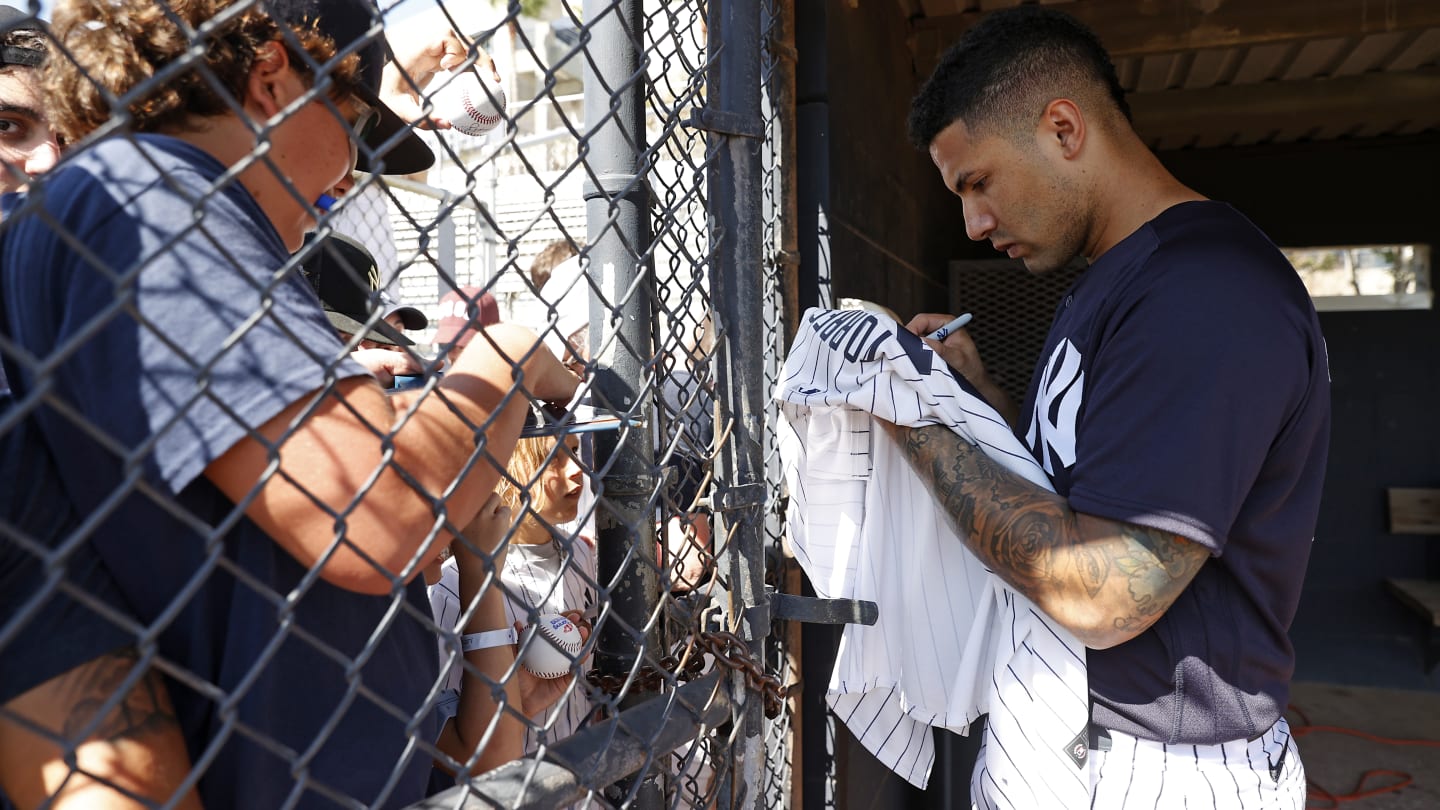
[775, 307, 1091, 806]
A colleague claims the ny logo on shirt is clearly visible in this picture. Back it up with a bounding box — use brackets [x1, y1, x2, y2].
[1025, 338, 1083, 477]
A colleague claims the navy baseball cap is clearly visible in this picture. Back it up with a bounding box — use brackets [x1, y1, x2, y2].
[0, 6, 46, 68]
[300, 233, 414, 346]
[381, 292, 427, 331]
[267, 0, 434, 176]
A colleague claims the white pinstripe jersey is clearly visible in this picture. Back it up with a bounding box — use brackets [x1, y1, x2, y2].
[775, 307, 1091, 806]
[426, 565, 466, 726]
[427, 536, 598, 756]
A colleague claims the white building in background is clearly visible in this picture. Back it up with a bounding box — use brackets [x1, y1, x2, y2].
[355, 0, 712, 354]
[356, 0, 586, 347]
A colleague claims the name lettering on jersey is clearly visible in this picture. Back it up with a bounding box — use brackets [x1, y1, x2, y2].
[808, 309, 889, 364]
[1025, 338, 1083, 476]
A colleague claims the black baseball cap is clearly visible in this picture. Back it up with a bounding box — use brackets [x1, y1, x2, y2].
[300, 233, 414, 346]
[267, 0, 433, 176]
[381, 292, 427, 331]
[0, 6, 45, 68]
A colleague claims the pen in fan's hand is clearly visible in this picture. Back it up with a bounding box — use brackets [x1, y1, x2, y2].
[926, 313, 973, 342]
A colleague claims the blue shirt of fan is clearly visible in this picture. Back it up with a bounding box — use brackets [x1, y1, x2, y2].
[0, 135, 438, 808]
[1018, 201, 1331, 745]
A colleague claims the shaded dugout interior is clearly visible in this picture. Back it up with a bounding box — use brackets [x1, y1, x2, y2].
[787, 1, 1440, 807]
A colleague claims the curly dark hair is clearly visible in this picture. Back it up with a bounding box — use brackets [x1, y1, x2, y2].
[43, 0, 362, 142]
[907, 5, 1130, 150]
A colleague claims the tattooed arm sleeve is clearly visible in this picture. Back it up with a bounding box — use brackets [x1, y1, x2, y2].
[0, 648, 204, 809]
[895, 423, 1210, 649]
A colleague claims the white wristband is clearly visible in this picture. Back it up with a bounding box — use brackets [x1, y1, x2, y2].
[461, 628, 517, 652]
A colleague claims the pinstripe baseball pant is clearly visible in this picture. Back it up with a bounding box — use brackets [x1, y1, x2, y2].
[1089, 717, 1304, 809]
[973, 716, 1305, 809]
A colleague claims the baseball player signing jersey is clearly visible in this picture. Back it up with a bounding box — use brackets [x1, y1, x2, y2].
[1021, 202, 1329, 751]
[775, 307, 1090, 806]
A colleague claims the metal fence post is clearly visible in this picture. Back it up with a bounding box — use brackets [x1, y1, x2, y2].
[766, 0, 802, 349]
[707, 0, 769, 806]
[582, 0, 662, 806]
[761, 2, 803, 805]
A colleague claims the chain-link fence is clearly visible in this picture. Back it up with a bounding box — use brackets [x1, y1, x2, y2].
[0, 0, 815, 807]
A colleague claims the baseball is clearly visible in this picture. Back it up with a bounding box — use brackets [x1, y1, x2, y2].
[429, 68, 507, 137]
[519, 613, 583, 679]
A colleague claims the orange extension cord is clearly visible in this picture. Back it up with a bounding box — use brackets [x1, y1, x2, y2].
[1289, 703, 1440, 808]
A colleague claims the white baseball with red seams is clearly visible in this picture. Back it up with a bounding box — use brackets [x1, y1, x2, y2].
[430, 68, 506, 136]
[520, 613, 583, 679]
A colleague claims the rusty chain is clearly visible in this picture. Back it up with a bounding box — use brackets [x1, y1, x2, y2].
[586, 630, 786, 719]
[696, 630, 787, 720]
[585, 648, 708, 697]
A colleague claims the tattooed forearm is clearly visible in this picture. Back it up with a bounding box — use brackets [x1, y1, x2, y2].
[907, 426, 1075, 598]
[1069, 541, 1110, 599]
[57, 648, 181, 743]
[1107, 523, 1207, 635]
[895, 424, 1208, 647]
[1, 648, 202, 810]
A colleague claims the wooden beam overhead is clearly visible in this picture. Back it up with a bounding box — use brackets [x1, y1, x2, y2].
[895, 0, 927, 19]
[1130, 66, 1440, 148]
[910, 0, 1440, 75]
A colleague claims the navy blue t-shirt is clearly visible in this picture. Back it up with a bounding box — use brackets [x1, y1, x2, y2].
[1019, 201, 1331, 745]
[0, 370, 134, 705]
[0, 135, 439, 807]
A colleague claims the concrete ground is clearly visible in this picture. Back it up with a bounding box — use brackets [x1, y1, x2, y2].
[1288, 681, 1440, 809]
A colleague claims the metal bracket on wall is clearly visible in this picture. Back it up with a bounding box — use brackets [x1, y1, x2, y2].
[581, 173, 654, 205]
[685, 107, 763, 139]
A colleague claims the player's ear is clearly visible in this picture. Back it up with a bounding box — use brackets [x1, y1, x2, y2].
[245, 40, 296, 117]
[1041, 98, 1085, 160]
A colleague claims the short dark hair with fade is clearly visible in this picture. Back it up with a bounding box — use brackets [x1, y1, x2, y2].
[907, 5, 1130, 150]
